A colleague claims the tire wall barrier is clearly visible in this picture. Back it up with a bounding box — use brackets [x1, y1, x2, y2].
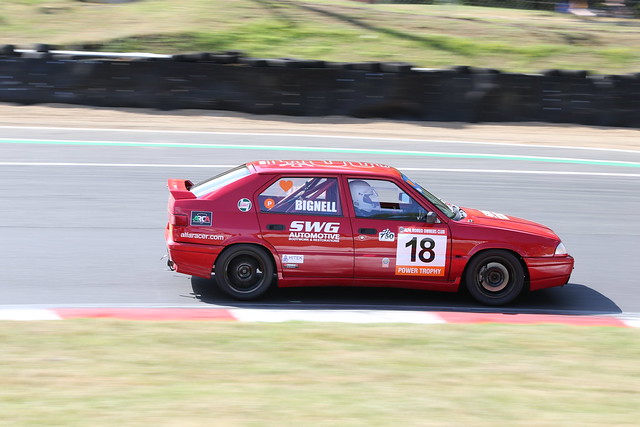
[1, 48, 639, 127]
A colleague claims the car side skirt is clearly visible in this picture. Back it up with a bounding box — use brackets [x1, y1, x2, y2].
[277, 277, 460, 292]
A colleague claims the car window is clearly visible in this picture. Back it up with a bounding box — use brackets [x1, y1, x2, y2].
[190, 165, 251, 198]
[401, 173, 456, 219]
[348, 178, 427, 221]
[259, 177, 342, 216]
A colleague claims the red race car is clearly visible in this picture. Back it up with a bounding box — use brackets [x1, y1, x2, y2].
[165, 160, 573, 306]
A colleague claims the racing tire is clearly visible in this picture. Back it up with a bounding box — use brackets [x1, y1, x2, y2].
[214, 245, 274, 300]
[0, 44, 16, 56]
[464, 250, 525, 306]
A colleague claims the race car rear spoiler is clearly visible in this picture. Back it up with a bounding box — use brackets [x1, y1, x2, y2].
[167, 179, 196, 199]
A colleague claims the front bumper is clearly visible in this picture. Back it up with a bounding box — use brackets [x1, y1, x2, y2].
[525, 255, 575, 291]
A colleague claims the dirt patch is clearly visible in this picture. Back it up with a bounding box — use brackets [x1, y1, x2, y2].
[1, 103, 639, 151]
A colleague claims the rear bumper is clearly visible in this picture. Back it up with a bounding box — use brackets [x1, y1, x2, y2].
[166, 230, 223, 278]
[525, 255, 574, 291]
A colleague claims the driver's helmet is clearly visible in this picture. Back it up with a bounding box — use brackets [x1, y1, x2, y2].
[350, 180, 380, 213]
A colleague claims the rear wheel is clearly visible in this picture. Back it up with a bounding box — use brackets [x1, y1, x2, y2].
[464, 250, 525, 306]
[215, 245, 274, 300]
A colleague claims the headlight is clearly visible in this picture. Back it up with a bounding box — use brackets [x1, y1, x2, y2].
[555, 242, 568, 256]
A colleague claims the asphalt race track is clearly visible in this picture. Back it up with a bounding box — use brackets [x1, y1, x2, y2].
[1, 126, 639, 314]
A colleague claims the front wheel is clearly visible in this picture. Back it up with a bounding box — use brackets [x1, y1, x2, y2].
[464, 250, 525, 306]
[214, 245, 274, 300]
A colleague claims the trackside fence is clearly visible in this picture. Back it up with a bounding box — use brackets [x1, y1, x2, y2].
[1, 46, 639, 127]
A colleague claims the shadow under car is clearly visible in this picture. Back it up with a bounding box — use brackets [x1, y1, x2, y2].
[190, 277, 621, 315]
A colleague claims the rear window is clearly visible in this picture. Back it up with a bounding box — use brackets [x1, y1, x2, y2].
[259, 177, 341, 216]
[191, 165, 250, 198]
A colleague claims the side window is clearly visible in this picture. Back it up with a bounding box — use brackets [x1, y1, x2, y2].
[348, 179, 427, 221]
[259, 177, 342, 216]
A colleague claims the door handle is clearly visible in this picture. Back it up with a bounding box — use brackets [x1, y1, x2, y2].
[358, 228, 377, 235]
[267, 224, 285, 231]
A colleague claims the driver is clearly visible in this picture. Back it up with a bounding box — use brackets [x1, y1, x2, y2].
[349, 180, 380, 217]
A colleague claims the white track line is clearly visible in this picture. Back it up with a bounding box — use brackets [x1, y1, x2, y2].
[1, 162, 639, 178]
[0, 309, 62, 321]
[229, 309, 446, 324]
[2, 137, 639, 166]
[0, 162, 235, 168]
[1, 307, 639, 326]
[1, 125, 639, 154]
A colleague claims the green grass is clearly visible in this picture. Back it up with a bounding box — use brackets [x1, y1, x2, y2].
[2, 0, 640, 73]
[1, 320, 639, 426]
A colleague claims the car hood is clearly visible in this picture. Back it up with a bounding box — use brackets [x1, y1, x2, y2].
[461, 207, 559, 239]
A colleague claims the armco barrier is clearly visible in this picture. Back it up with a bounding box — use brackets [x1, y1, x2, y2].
[1, 47, 639, 127]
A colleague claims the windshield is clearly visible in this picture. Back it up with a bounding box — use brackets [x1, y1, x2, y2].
[401, 173, 459, 220]
[191, 165, 250, 198]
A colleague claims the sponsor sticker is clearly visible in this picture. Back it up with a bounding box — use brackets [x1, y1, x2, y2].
[264, 198, 275, 210]
[294, 199, 338, 213]
[180, 232, 224, 241]
[480, 210, 509, 220]
[258, 160, 391, 169]
[237, 198, 252, 212]
[282, 254, 305, 264]
[378, 228, 395, 242]
[288, 220, 340, 243]
[279, 180, 294, 192]
[382, 257, 390, 268]
[395, 227, 448, 277]
[190, 211, 212, 226]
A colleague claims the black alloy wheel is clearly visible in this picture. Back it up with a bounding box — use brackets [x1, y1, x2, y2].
[464, 250, 525, 306]
[215, 245, 274, 300]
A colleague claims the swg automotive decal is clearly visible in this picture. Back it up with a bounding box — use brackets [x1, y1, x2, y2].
[288, 221, 340, 243]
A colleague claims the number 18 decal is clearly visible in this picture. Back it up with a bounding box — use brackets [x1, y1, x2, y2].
[395, 228, 448, 276]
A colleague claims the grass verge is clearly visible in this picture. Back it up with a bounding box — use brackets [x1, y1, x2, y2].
[1, 320, 639, 426]
[2, 0, 640, 73]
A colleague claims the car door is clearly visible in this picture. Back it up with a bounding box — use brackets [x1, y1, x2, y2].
[347, 177, 451, 283]
[256, 175, 354, 279]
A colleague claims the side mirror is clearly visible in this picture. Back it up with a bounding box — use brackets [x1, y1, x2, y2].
[425, 211, 438, 224]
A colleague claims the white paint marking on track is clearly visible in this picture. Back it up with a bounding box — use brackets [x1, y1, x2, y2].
[0, 162, 236, 168]
[1, 125, 638, 154]
[401, 167, 640, 178]
[623, 319, 640, 328]
[620, 315, 640, 328]
[2, 138, 639, 167]
[0, 307, 639, 326]
[1, 162, 639, 178]
[229, 309, 447, 324]
[0, 309, 62, 321]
